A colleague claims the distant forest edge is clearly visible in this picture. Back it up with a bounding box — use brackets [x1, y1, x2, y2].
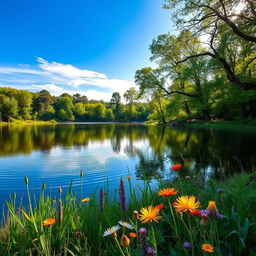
[1, 0, 256, 124]
[0, 88, 150, 122]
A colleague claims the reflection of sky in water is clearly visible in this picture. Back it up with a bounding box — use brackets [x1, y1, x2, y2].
[0, 135, 171, 212]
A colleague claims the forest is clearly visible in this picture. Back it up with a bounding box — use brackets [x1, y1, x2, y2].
[0, 87, 150, 122]
[135, 0, 256, 123]
[1, 0, 256, 124]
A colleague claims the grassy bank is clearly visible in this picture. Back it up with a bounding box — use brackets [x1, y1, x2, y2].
[183, 119, 256, 130]
[1, 169, 255, 256]
[0, 120, 56, 126]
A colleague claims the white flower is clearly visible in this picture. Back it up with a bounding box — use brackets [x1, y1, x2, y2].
[118, 221, 134, 230]
[102, 225, 121, 237]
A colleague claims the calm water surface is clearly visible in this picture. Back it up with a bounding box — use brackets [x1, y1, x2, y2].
[0, 123, 256, 209]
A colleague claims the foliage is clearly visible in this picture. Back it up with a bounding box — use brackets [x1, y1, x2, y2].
[0, 87, 151, 122]
[1, 172, 255, 255]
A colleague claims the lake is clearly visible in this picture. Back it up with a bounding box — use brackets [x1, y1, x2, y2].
[0, 123, 256, 211]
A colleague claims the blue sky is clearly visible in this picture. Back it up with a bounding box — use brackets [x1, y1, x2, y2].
[0, 0, 172, 100]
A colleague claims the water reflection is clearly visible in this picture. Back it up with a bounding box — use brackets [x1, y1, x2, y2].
[1, 124, 256, 181]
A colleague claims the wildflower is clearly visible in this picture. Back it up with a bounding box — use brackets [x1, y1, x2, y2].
[158, 188, 178, 197]
[183, 241, 191, 249]
[156, 203, 164, 210]
[129, 232, 137, 238]
[189, 209, 201, 216]
[207, 201, 218, 215]
[133, 210, 139, 219]
[81, 197, 90, 203]
[139, 227, 147, 234]
[119, 177, 127, 211]
[139, 228, 148, 255]
[75, 231, 82, 237]
[139, 205, 162, 223]
[171, 164, 182, 171]
[100, 188, 104, 211]
[202, 243, 214, 253]
[126, 176, 132, 180]
[173, 196, 200, 214]
[103, 225, 120, 237]
[18, 208, 31, 222]
[185, 176, 190, 180]
[118, 221, 133, 230]
[216, 188, 224, 193]
[120, 235, 130, 247]
[146, 247, 156, 256]
[42, 218, 56, 226]
[58, 199, 63, 224]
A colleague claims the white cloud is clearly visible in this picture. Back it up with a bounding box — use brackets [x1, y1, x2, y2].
[37, 57, 107, 79]
[31, 83, 113, 101]
[0, 57, 137, 101]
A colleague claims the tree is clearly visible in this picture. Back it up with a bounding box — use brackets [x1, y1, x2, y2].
[0, 94, 18, 121]
[73, 93, 88, 104]
[110, 92, 122, 119]
[163, 0, 256, 90]
[55, 97, 75, 121]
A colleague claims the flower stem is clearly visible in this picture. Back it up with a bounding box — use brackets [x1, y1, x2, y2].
[167, 198, 179, 238]
[114, 237, 126, 256]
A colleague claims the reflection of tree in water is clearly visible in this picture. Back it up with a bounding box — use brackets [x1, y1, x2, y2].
[0, 124, 256, 178]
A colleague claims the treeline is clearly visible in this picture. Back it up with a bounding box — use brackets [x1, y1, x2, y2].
[0, 87, 150, 122]
[135, 0, 256, 123]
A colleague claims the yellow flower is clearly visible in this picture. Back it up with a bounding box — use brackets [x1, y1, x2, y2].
[158, 188, 178, 197]
[173, 196, 200, 213]
[207, 201, 218, 215]
[42, 218, 56, 226]
[18, 208, 31, 222]
[202, 243, 214, 253]
[81, 197, 90, 203]
[139, 205, 162, 223]
[126, 176, 132, 180]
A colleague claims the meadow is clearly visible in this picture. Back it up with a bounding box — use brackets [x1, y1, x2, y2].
[0, 166, 255, 256]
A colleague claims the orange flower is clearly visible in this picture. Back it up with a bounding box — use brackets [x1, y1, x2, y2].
[207, 201, 218, 215]
[120, 235, 130, 247]
[173, 196, 200, 214]
[189, 209, 201, 216]
[126, 176, 132, 180]
[170, 164, 183, 171]
[133, 210, 139, 220]
[81, 197, 90, 203]
[129, 232, 137, 238]
[156, 203, 164, 210]
[42, 218, 56, 226]
[202, 243, 214, 253]
[158, 188, 178, 197]
[139, 205, 162, 223]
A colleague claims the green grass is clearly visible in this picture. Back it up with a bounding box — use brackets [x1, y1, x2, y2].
[0, 119, 56, 126]
[1, 172, 256, 256]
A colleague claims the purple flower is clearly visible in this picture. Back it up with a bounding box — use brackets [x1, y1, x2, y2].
[215, 213, 225, 219]
[216, 188, 224, 193]
[146, 247, 156, 256]
[139, 228, 148, 256]
[119, 177, 127, 212]
[185, 176, 190, 180]
[139, 227, 147, 234]
[200, 210, 210, 216]
[183, 241, 191, 249]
